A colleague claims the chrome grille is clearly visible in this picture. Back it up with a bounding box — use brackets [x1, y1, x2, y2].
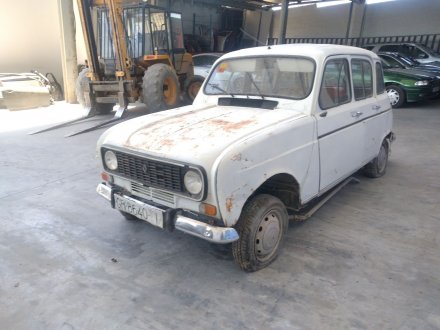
[131, 182, 175, 205]
[110, 150, 183, 193]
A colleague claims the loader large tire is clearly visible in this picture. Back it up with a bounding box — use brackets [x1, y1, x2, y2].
[142, 64, 179, 112]
[76, 68, 114, 114]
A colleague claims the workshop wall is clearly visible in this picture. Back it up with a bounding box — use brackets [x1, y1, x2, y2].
[0, 0, 63, 87]
[271, 0, 440, 40]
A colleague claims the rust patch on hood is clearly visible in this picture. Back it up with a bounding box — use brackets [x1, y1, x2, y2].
[160, 139, 175, 147]
[210, 119, 256, 132]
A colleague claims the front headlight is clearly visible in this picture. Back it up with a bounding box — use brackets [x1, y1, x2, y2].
[184, 170, 203, 195]
[104, 150, 118, 170]
[415, 80, 429, 86]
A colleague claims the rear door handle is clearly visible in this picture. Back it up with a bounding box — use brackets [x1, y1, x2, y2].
[351, 111, 363, 118]
[372, 105, 381, 110]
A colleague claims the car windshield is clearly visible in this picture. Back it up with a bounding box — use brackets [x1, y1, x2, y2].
[417, 44, 440, 57]
[204, 56, 315, 100]
[395, 54, 417, 66]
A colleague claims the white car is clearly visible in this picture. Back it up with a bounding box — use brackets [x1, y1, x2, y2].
[192, 53, 222, 78]
[96, 44, 394, 272]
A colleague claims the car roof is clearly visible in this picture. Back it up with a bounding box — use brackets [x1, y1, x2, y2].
[192, 53, 223, 58]
[220, 44, 379, 62]
[364, 42, 422, 47]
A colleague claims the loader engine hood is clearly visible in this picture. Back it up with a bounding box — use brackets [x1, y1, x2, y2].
[98, 103, 305, 165]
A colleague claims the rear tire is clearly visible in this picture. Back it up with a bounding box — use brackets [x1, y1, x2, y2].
[232, 194, 288, 272]
[386, 84, 405, 108]
[76, 68, 114, 114]
[363, 139, 389, 178]
[142, 64, 179, 112]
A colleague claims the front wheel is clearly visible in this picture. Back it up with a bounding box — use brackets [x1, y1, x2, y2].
[232, 194, 288, 272]
[184, 75, 204, 102]
[386, 84, 405, 108]
[363, 139, 389, 178]
[75, 68, 114, 114]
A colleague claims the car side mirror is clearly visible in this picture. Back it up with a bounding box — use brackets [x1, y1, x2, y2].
[418, 53, 428, 59]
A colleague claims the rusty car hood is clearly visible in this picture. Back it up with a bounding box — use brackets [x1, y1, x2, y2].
[99, 104, 305, 164]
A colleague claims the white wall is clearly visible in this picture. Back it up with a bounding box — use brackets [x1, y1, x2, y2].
[272, 3, 351, 39]
[271, 0, 440, 40]
[363, 0, 440, 37]
[0, 0, 63, 85]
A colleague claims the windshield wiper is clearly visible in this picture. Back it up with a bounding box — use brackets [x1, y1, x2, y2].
[246, 72, 265, 100]
[207, 83, 234, 97]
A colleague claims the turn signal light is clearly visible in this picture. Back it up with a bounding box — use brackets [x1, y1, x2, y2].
[200, 203, 217, 216]
[101, 171, 113, 183]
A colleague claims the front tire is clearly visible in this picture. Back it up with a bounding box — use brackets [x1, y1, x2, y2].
[232, 194, 288, 272]
[363, 139, 389, 178]
[142, 64, 179, 112]
[76, 68, 114, 114]
[386, 84, 405, 108]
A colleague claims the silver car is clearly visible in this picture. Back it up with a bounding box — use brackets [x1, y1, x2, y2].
[364, 43, 440, 64]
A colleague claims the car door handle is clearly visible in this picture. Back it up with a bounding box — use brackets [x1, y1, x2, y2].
[351, 111, 363, 118]
[372, 105, 381, 110]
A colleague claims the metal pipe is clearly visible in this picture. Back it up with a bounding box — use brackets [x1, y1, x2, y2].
[278, 0, 289, 45]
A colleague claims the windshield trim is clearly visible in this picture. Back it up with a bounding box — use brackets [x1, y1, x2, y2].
[203, 55, 317, 101]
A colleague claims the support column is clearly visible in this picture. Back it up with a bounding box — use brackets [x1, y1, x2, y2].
[278, 0, 289, 44]
[347, 1, 367, 39]
[58, 0, 78, 103]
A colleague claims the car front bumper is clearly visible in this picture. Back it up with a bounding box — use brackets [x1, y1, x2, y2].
[96, 183, 239, 244]
[405, 85, 440, 102]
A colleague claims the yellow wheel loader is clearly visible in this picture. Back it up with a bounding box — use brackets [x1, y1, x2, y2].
[32, 0, 202, 136]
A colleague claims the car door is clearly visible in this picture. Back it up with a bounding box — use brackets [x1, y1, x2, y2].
[362, 61, 392, 161]
[316, 56, 365, 192]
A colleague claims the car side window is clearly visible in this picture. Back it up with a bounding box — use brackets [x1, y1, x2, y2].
[376, 62, 385, 95]
[351, 59, 373, 100]
[206, 56, 219, 66]
[380, 45, 398, 52]
[319, 59, 351, 110]
[380, 55, 402, 68]
[407, 45, 428, 59]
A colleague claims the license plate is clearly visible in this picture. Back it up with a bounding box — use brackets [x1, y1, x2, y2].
[433, 87, 440, 92]
[114, 194, 164, 228]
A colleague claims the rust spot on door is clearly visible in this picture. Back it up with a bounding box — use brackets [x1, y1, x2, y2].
[231, 153, 242, 161]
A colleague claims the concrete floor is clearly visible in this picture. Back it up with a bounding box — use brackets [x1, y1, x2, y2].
[0, 99, 439, 330]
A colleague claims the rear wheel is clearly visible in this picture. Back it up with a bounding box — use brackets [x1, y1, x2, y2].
[386, 84, 405, 108]
[142, 64, 179, 112]
[184, 75, 204, 102]
[76, 68, 114, 114]
[232, 194, 288, 272]
[363, 139, 389, 178]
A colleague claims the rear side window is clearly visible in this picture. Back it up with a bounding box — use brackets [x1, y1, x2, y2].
[319, 59, 351, 110]
[376, 62, 385, 94]
[351, 59, 373, 100]
[379, 45, 399, 52]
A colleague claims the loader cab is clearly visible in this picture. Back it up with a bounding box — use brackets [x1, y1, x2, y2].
[96, 5, 187, 75]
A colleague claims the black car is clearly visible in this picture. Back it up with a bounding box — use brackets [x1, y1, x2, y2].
[378, 52, 440, 76]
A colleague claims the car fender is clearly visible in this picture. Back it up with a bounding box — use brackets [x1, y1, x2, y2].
[214, 116, 319, 227]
